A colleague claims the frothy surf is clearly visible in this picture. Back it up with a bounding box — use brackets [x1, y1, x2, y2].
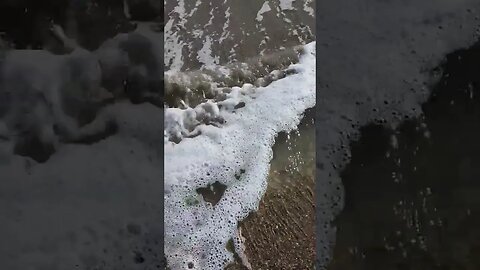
[164, 41, 316, 269]
[164, 45, 304, 110]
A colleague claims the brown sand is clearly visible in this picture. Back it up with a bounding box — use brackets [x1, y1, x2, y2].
[226, 169, 315, 270]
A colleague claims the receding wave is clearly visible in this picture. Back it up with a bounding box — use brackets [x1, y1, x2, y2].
[164, 42, 316, 269]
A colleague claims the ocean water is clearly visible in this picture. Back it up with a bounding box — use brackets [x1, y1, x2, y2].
[330, 40, 480, 269]
[164, 42, 315, 269]
[164, 0, 316, 269]
[164, 0, 314, 73]
[317, 0, 480, 269]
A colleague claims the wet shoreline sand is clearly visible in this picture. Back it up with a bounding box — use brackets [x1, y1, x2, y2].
[226, 171, 315, 270]
[242, 170, 315, 269]
[328, 39, 480, 270]
[227, 109, 316, 269]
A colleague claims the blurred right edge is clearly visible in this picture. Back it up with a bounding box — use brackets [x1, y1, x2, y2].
[316, 0, 480, 269]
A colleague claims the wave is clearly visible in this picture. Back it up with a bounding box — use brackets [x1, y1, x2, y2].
[164, 41, 316, 269]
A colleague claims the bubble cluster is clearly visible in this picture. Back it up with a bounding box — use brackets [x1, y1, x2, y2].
[164, 42, 316, 269]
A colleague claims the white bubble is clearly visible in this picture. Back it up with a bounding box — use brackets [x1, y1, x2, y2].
[164, 42, 316, 269]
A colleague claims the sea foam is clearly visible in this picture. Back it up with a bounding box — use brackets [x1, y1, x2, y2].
[164, 41, 316, 269]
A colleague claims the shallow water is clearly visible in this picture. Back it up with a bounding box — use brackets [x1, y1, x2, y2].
[165, 0, 314, 72]
[223, 108, 316, 269]
[163, 42, 315, 269]
[329, 39, 480, 270]
[270, 107, 315, 187]
[164, 1, 316, 269]
[316, 0, 480, 268]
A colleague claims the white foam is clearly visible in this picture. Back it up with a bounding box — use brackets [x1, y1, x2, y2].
[219, 7, 232, 43]
[164, 19, 186, 72]
[164, 0, 188, 72]
[256, 2, 272, 21]
[164, 41, 315, 269]
[197, 36, 220, 71]
[279, 0, 295, 10]
[303, 0, 314, 17]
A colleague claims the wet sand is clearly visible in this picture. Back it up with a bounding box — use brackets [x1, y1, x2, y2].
[328, 40, 480, 270]
[225, 171, 315, 270]
[316, 1, 480, 268]
[242, 170, 315, 270]
[226, 109, 316, 270]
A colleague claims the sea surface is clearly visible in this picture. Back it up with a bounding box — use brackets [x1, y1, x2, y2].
[317, 0, 480, 269]
[164, 0, 316, 269]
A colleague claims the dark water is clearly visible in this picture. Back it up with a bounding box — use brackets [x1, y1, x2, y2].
[316, 1, 480, 268]
[329, 40, 480, 270]
[164, 0, 314, 72]
[270, 107, 315, 181]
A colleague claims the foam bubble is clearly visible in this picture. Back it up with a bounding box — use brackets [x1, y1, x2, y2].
[164, 42, 315, 269]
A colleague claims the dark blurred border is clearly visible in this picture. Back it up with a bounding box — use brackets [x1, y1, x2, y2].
[0, 1, 165, 269]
